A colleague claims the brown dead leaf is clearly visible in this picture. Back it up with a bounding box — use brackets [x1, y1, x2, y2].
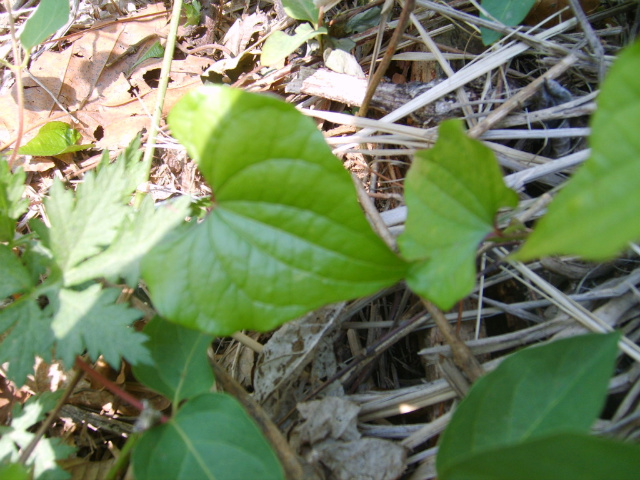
[524, 0, 600, 26]
[1, 3, 211, 152]
[254, 303, 345, 403]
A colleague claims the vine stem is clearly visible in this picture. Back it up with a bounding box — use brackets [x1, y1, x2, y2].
[2, 0, 26, 169]
[421, 299, 485, 382]
[139, 0, 184, 191]
[18, 368, 85, 465]
[357, 0, 415, 117]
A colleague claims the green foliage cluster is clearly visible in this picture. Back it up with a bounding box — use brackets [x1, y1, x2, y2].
[2, 0, 640, 477]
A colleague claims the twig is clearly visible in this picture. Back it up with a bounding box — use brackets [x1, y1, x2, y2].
[466, 55, 578, 139]
[421, 300, 484, 382]
[18, 368, 85, 464]
[25, 69, 78, 124]
[352, 173, 397, 251]
[3, 0, 25, 169]
[358, 0, 415, 117]
[140, 0, 184, 186]
[209, 357, 307, 480]
[277, 312, 428, 425]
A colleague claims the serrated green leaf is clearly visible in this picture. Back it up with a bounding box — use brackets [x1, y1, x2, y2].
[441, 432, 640, 480]
[18, 122, 93, 156]
[65, 195, 191, 287]
[45, 179, 127, 275]
[0, 162, 28, 242]
[45, 163, 135, 277]
[132, 317, 214, 404]
[132, 393, 284, 480]
[514, 41, 640, 261]
[0, 300, 54, 385]
[20, 0, 69, 51]
[480, 0, 537, 45]
[0, 393, 74, 480]
[261, 24, 327, 66]
[0, 244, 33, 299]
[105, 133, 148, 195]
[281, 0, 318, 23]
[398, 119, 518, 310]
[51, 285, 149, 369]
[437, 332, 620, 477]
[143, 86, 406, 336]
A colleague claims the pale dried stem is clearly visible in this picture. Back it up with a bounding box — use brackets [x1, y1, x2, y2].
[421, 300, 484, 382]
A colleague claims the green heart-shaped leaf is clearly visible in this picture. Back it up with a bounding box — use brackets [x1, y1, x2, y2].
[398, 119, 517, 310]
[142, 86, 406, 336]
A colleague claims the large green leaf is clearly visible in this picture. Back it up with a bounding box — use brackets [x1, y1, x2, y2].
[514, 41, 640, 261]
[132, 317, 214, 404]
[280, 0, 318, 23]
[437, 333, 620, 477]
[20, 0, 69, 51]
[441, 432, 640, 480]
[480, 0, 537, 45]
[398, 119, 517, 310]
[261, 24, 327, 66]
[142, 86, 406, 336]
[132, 393, 284, 480]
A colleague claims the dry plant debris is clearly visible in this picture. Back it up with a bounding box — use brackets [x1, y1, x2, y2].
[1, 0, 640, 479]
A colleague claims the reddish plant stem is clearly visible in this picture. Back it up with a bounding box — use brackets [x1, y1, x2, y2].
[74, 357, 169, 423]
[3, 0, 25, 168]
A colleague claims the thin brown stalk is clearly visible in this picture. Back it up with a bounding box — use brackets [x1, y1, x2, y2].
[18, 368, 85, 464]
[358, 0, 415, 117]
[3, 0, 25, 169]
[422, 299, 484, 382]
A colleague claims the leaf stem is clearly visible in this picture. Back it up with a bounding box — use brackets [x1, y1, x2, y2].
[421, 299, 484, 382]
[357, 0, 415, 117]
[74, 357, 168, 423]
[139, 0, 184, 199]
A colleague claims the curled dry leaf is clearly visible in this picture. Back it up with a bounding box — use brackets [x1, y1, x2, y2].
[293, 397, 407, 480]
[253, 303, 345, 403]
